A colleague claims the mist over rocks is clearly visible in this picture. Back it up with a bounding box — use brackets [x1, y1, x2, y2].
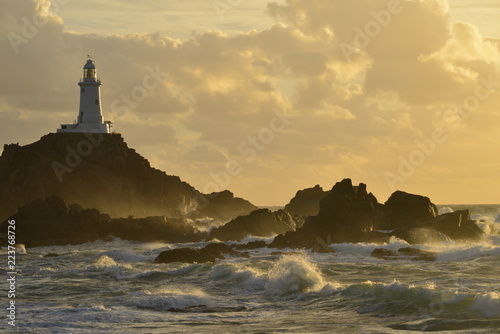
[0, 196, 203, 248]
[191, 190, 257, 222]
[391, 209, 483, 243]
[0, 133, 255, 222]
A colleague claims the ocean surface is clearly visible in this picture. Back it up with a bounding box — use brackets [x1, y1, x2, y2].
[3, 205, 500, 333]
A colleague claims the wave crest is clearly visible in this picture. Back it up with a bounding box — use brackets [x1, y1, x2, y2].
[266, 253, 328, 296]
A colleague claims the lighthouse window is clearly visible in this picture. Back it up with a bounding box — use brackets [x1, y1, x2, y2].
[95, 99, 99, 105]
[81, 87, 85, 93]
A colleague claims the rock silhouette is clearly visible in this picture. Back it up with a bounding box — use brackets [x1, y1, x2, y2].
[208, 209, 301, 242]
[271, 178, 483, 248]
[0, 133, 255, 222]
[284, 185, 329, 217]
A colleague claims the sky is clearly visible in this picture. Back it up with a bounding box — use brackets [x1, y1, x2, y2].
[1, 0, 499, 206]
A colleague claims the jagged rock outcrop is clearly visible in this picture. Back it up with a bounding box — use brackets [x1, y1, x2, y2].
[284, 185, 329, 216]
[154, 242, 248, 264]
[208, 209, 301, 242]
[271, 179, 387, 248]
[270, 178, 484, 248]
[0, 133, 255, 221]
[0, 196, 203, 247]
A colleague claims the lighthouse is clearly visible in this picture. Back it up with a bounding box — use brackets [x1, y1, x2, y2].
[58, 58, 112, 133]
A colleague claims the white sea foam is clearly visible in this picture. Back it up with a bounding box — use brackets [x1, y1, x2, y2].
[471, 292, 500, 317]
[211, 263, 265, 289]
[266, 252, 331, 296]
[430, 242, 500, 261]
[239, 235, 275, 245]
[127, 286, 214, 311]
[87, 255, 134, 279]
[331, 238, 411, 255]
[439, 207, 454, 215]
[476, 219, 500, 236]
[97, 249, 150, 263]
[342, 279, 500, 319]
[15, 243, 27, 254]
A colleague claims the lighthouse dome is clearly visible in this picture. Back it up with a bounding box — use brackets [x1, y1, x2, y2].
[84, 59, 96, 69]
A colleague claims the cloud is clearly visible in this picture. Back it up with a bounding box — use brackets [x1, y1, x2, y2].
[1, 0, 499, 205]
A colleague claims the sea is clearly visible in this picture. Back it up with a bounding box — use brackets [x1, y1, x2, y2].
[3, 205, 500, 333]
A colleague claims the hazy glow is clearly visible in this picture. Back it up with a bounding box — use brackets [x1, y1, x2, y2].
[1, 0, 499, 205]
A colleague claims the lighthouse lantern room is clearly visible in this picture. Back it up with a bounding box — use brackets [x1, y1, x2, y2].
[58, 58, 112, 133]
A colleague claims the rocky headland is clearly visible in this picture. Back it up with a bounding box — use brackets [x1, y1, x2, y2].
[0, 133, 255, 222]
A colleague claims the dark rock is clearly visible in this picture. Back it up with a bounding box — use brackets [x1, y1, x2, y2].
[398, 247, 437, 261]
[371, 248, 398, 260]
[382, 191, 438, 229]
[193, 190, 257, 222]
[0, 133, 255, 222]
[371, 247, 437, 261]
[155, 248, 219, 264]
[270, 179, 386, 248]
[398, 247, 426, 255]
[43, 253, 60, 258]
[208, 209, 299, 242]
[311, 180, 383, 242]
[154, 242, 251, 264]
[202, 243, 239, 257]
[284, 185, 329, 216]
[234, 240, 267, 250]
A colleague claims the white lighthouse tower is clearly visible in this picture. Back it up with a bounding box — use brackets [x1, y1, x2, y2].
[58, 58, 112, 133]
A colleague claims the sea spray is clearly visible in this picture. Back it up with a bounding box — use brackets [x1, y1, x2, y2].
[126, 286, 214, 311]
[266, 252, 327, 296]
[15, 243, 27, 254]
